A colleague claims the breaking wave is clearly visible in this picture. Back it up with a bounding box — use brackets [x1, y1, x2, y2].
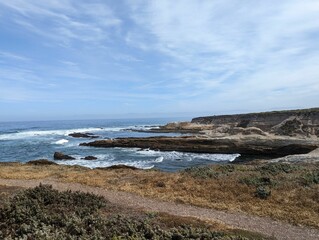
[54, 139, 69, 145]
[0, 127, 103, 140]
[132, 148, 240, 162]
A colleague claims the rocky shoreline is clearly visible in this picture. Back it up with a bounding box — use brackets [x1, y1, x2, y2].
[81, 108, 319, 162]
[80, 135, 318, 157]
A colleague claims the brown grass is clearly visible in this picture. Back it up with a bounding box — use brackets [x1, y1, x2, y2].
[0, 161, 318, 228]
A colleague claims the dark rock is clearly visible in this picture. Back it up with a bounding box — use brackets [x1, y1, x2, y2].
[96, 165, 138, 170]
[26, 159, 58, 165]
[81, 156, 97, 160]
[272, 117, 304, 136]
[54, 152, 75, 160]
[80, 136, 318, 157]
[237, 119, 250, 128]
[68, 132, 99, 138]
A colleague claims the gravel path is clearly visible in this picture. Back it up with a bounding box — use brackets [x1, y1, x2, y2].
[1, 178, 318, 240]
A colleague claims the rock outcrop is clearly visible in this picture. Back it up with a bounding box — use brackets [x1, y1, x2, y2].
[53, 152, 75, 160]
[26, 159, 58, 165]
[191, 108, 319, 137]
[79, 108, 319, 162]
[80, 136, 318, 157]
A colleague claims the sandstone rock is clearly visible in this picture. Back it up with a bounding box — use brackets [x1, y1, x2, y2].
[272, 117, 306, 136]
[192, 108, 319, 136]
[54, 152, 75, 160]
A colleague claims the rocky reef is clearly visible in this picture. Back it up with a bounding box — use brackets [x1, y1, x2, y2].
[80, 136, 318, 157]
[68, 132, 99, 138]
[81, 108, 319, 161]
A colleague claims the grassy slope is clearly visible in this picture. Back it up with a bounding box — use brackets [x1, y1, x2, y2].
[0, 161, 318, 228]
[0, 184, 269, 239]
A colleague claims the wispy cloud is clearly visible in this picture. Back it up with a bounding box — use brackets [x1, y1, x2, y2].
[0, 51, 30, 61]
[0, 1, 318, 119]
[127, 0, 319, 101]
[0, 0, 121, 46]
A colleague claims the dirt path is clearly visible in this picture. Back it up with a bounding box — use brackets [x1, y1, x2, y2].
[1, 178, 318, 240]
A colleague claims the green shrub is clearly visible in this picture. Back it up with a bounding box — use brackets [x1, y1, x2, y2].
[216, 164, 235, 173]
[258, 163, 299, 175]
[183, 166, 218, 179]
[0, 185, 257, 240]
[255, 187, 271, 199]
[300, 171, 319, 186]
[239, 176, 274, 187]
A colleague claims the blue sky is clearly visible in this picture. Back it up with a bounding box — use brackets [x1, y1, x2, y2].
[0, 0, 319, 121]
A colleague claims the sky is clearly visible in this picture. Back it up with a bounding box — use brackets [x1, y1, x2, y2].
[0, 0, 319, 121]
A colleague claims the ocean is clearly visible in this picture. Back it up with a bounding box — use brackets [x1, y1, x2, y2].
[0, 119, 240, 172]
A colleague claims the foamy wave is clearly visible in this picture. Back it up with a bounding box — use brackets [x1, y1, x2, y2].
[54, 139, 69, 145]
[56, 152, 157, 169]
[132, 149, 240, 162]
[127, 125, 161, 131]
[155, 156, 164, 162]
[0, 127, 103, 140]
[57, 159, 154, 170]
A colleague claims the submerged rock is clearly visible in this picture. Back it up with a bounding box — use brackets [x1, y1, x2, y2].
[54, 152, 75, 160]
[68, 132, 99, 138]
[81, 156, 97, 160]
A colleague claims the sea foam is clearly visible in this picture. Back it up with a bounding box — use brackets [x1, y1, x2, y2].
[0, 127, 103, 140]
[54, 139, 69, 145]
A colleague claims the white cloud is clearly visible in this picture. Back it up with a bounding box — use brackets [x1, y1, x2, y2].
[0, 51, 30, 61]
[0, 0, 121, 45]
[0, 0, 318, 115]
[127, 0, 319, 103]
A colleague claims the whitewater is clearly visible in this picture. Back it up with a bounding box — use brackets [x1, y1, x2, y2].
[0, 119, 240, 171]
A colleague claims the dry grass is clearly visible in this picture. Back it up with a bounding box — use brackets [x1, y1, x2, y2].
[0, 183, 271, 239]
[0, 161, 318, 228]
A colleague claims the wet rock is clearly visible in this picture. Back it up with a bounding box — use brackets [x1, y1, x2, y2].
[68, 132, 99, 138]
[54, 152, 75, 160]
[81, 156, 97, 160]
[80, 136, 318, 157]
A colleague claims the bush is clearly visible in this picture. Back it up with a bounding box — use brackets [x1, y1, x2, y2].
[0, 185, 254, 240]
[216, 164, 235, 173]
[300, 171, 319, 186]
[258, 163, 299, 175]
[239, 176, 273, 187]
[183, 166, 218, 179]
[0, 184, 107, 239]
[255, 187, 271, 199]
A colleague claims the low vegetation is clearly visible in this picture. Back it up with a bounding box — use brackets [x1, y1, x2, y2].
[0, 161, 318, 228]
[0, 184, 267, 239]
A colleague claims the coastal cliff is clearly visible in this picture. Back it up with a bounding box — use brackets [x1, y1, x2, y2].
[191, 108, 319, 136]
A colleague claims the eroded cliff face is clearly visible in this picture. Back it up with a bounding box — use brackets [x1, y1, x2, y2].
[191, 108, 319, 137]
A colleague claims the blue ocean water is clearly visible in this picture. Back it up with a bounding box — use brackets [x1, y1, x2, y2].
[0, 118, 239, 172]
